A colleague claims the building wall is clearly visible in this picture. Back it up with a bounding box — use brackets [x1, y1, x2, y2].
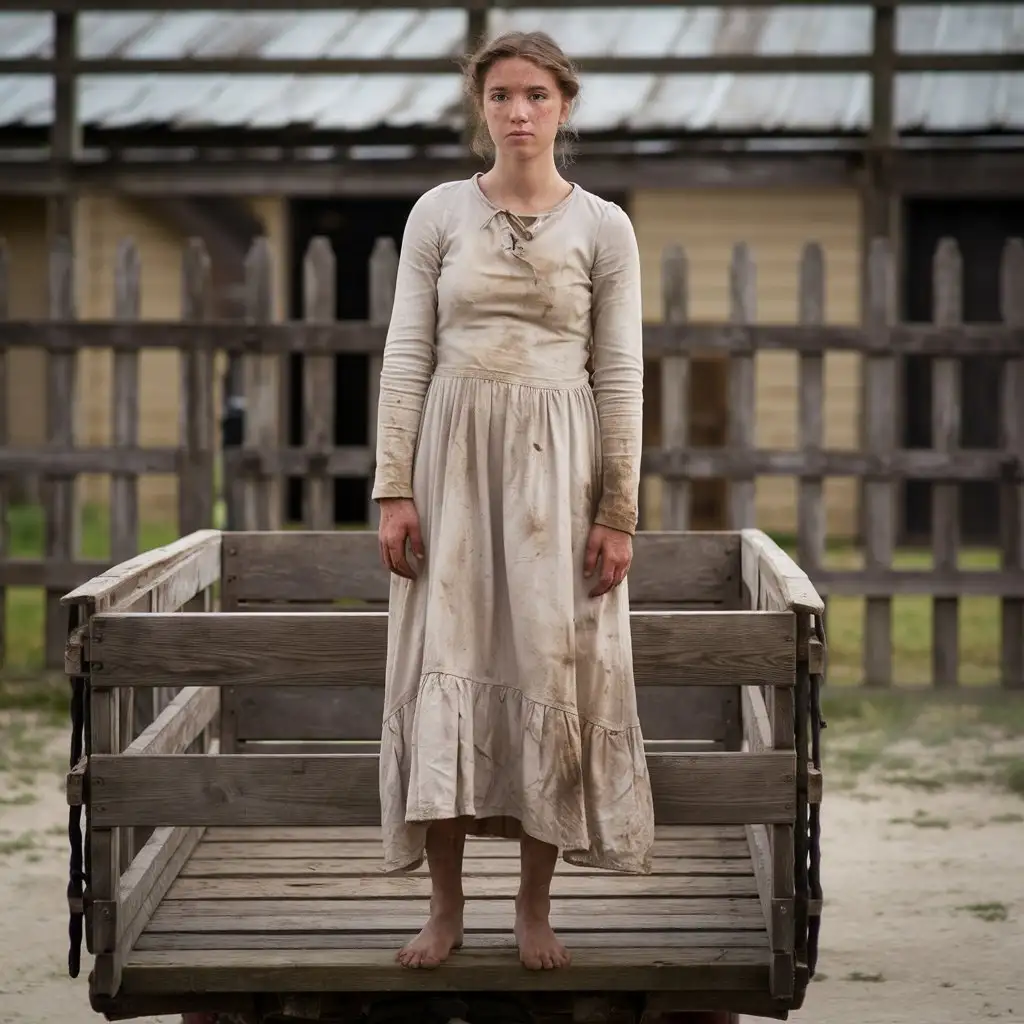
[631, 187, 863, 539]
[2, 193, 288, 527]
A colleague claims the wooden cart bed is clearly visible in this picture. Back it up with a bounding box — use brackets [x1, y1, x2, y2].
[127, 824, 770, 994]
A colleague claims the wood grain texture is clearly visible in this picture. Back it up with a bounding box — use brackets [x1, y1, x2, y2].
[121, 945, 769, 993]
[223, 530, 740, 605]
[89, 609, 795, 689]
[123, 686, 218, 757]
[88, 751, 796, 827]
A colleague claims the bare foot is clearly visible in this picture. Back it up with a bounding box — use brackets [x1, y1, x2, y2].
[514, 893, 571, 970]
[396, 904, 464, 969]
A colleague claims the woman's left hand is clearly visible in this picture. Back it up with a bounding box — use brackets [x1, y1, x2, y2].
[583, 523, 633, 598]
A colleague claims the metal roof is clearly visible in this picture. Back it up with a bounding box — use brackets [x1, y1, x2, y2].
[0, 5, 1022, 136]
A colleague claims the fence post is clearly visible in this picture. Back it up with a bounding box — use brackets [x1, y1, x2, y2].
[45, 237, 79, 668]
[1000, 238, 1024, 689]
[0, 241, 8, 667]
[798, 243, 826, 628]
[367, 237, 398, 529]
[660, 244, 689, 531]
[931, 238, 963, 688]
[241, 238, 281, 531]
[304, 238, 336, 531]
[862, 238, 896, 687]
[180, 238, 215, 537]
[728, 243, 756, 529]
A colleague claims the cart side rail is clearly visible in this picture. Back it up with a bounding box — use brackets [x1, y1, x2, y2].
[739, 528, 827, 1010]
[62, 530, 223, 995]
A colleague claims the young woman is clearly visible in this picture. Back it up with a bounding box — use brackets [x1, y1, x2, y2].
[372, 30, 656, 973]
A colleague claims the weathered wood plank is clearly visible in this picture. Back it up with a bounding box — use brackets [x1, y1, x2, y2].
[88, 750, 796, 827]
[931, 239, 962, 690]
[741, 529, 824, 615]
[367, 237, 396, 528]
[0, 240, 9, 667]
[6, 315, 1022, 358]
[808, 568, 1024, 598]
[146, 896, 764, 932]
[122, 686, 218, 757]
[45, 236, 79, 668]
[222, 530, 741, 606]
[741, 686, 771, 754]
[727, 244, 756, 529]
[241, 239, 281, 531]
[863, 239, 897, 687]
[88, 609, 795, 689]
[179, 856, 752, 878]
[179, 239, 215, 535]
[1000, 239, 1024, 690]
[797, 244, 825, 581]
[187, 838, 750, 861]
[165, 873, 758, 900]
[134, 930, 768, 952]
[660, 244, 690, 530]
[122, 944, 768, 993]
[61, 529, 220, 609]
[303, 238, 336, 531]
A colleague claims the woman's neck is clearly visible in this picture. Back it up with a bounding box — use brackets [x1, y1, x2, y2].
[480, 156, 570, 215]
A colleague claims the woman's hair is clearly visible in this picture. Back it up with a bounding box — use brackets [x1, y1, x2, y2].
[462, 31, 581, 161]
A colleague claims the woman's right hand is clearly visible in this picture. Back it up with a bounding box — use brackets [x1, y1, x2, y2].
[378, 498, 425, 580]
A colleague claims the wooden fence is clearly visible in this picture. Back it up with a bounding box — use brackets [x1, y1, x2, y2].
[0, 233, 1022, 689]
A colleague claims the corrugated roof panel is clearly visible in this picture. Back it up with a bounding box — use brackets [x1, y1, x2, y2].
[0, 7, 1021, 135]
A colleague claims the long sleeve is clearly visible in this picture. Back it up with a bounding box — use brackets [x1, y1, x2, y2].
[371, 189, 445, 501]
[590, 202, 644, 535]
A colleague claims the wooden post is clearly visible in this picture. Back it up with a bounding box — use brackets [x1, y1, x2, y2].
[0, 242, 8, 668]
[797, 244, 826, 625]
[930, 239, 963, 688]
[728, 244, 756, 530]
[1000, 239, 1024, 689]
[863, 238, 896, 687]
[111, 239, 140, 868]
[660, 245, 690, 531]
[367, 237, 398, 528]
[180, 239, 215, 537]
[304, 238, 336, 531]
[858, 1, 897, 546]
[45, 237, 79, 669]
[241, 238, 281, 531]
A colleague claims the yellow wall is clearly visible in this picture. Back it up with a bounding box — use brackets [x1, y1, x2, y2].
[1, 193, 289, 527]
[631, 187, 863, 538]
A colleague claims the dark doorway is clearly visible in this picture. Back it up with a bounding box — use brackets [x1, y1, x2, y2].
[287, 197, 416, 525]
[900, 198, 1024, 545]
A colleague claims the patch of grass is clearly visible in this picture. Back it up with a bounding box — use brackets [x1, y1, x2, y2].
[880, 773, 947, 792]
[0, 792, 36, 807]
[990, 812, 1024, 824]
[4, 503, 179, 675]
[845, 970, 886, 983]
[958, 902, 1009, 923]
[890, 810, 950, 829]
[1004, 759, 1024, 797]
[0, 831, 38, 857]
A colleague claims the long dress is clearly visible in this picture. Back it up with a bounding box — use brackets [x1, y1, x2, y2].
[371, 173, 656, 875]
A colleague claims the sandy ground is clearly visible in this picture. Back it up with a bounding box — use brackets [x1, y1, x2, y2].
[1, 707, 1021, 1024]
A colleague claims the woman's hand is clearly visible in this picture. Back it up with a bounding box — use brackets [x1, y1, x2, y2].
[583, 523, 633, 598]
[378, 498, 425, 580]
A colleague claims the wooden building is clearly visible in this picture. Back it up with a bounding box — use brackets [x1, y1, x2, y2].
[2, 0, 1023, 538]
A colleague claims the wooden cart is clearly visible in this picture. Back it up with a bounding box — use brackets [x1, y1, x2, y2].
[61, 527, 826, 1024]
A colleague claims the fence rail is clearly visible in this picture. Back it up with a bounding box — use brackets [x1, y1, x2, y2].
[1, 233, 1022, 687]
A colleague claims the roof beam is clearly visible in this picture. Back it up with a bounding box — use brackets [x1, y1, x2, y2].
[5, 0, 1022, 8]
[2, 53, 1022, 75]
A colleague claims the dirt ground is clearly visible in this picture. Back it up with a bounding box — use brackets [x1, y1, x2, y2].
[1, 700, 1021, 1024]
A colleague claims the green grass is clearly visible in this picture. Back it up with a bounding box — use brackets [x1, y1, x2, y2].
[0, 505, 1010, 691]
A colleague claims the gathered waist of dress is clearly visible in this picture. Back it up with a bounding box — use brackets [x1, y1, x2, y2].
[431, 366, 592, 392]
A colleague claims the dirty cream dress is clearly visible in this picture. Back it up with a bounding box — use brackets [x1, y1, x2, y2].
[371, 173, 656, 875]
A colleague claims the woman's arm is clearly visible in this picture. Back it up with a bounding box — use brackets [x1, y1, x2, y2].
[590, 202, 644, 535]
[370, 189, 445, 501]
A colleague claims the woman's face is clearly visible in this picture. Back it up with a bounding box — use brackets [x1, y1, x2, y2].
[480, 57, 570, 162]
